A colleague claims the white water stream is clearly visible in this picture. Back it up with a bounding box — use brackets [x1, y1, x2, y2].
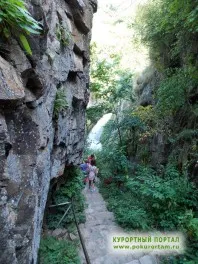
[87, 113, 112, 150]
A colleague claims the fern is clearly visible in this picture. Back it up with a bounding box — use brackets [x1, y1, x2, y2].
[56, 23, 71, 46]
[53, 90, 68, 118]
[0, 0, 42, 54]
[39, 236, 80, 264]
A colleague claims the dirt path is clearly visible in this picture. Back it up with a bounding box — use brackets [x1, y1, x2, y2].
[79, 185, 158, 264]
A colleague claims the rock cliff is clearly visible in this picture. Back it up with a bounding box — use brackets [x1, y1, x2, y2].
[133, 67, 166, 167]
[0, 0, 97, 263]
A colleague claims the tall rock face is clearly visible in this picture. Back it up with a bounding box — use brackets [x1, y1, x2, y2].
[0, 0, 97, 263]
[133, 67, 167, 168]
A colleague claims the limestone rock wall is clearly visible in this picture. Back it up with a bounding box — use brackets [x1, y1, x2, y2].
[133, 67, 166, 167]
[0, 0, 97, 263]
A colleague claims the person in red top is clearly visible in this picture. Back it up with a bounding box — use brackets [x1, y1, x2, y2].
[87, 154, 96, 165]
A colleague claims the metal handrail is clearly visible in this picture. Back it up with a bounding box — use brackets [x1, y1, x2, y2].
[71, 198, 91, 264]
[49, 198, 91, 264]
[49, 202, 72, 228]
[49, 202, 71, 207]
[57, 204, 72, 228]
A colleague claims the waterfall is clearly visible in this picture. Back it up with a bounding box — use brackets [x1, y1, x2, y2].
[87, 113, 112, 150]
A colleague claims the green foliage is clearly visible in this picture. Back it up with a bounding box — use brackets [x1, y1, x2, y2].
[161, 255, 198, 264]
[97, 106, 198, 259]
[0, 0, 42, 54]
[54, 89, 68, 118]
[134, 0, 198, 68]
[130, 105, 166, 151]
[56, 168, 84, 199]
[88, 43, 134, 132]
[46, 167, 85, 230]
[161, 238, 198, 264]
[99, 161, 198, 262]
[131, 0, 198, 169]
[109, 71, 134, 103]
[38, 236, 80, 264]
[156, 68, 198, 117]
[132, 105, 155, 124]
[56, 24, 71, 46]
[100, 119, 119, 146]
[89, 3, 198, 264]
[175, 129, 198, 142]
[90, 43, 133, 105]
[90, 43, 121, 100]
[100, 108, 155, 162]
[94, 120, 131, 184]
[126, 165, 198, 230]
[100, 184, 150, 229]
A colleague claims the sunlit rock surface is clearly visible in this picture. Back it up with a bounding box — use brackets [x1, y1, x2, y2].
[0, 57, 25, 102]
[0, 0, 97, 263]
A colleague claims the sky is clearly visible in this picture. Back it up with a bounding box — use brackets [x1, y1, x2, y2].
[91, 0, 150, 73]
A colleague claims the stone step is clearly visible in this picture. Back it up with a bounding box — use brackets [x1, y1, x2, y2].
[86, 211, 115, 222]
[92, 254, 158, 264]
[80, 229, 114, 243]
[79, 186, 159, 264]
[83, 217, 116, 227]
[92, 253, 138, 264]
[124, 260, 140, 264]
[139, 255, 158, 264]
[86, 208, 109, 214]
[86, 200, 106, 205]
[79, 223, 121, 236]
[86, 203, 107, 208]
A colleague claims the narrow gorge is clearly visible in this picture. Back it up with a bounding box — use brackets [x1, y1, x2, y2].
[0, 0, 198, 264]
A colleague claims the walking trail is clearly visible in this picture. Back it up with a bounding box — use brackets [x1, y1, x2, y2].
[79, 185, 158, 264]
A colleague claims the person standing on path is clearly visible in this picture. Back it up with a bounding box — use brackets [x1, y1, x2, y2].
[80, 160, 89, 185]
[88, 154, 96, 165]
[87, 160, 98, 192]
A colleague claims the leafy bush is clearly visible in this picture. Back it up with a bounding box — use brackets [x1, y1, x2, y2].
[100, 164, 198, 229]
[132, 0, 198, 173]
[134, 0, 198, 68]
[99, 163, 198, 263]
[89, 3, 198, 264]
[0, 0, 42, 54]
[90, 43, 133, 104]
[38, 236, 80, 264]
[53, 90, 68, 118]
[90, 43, 119, 99]
[156, 68, 197, 117]
[99, 124, 131, 182]
[100, 183, 151, 229]
[127, 165, 198, 229]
